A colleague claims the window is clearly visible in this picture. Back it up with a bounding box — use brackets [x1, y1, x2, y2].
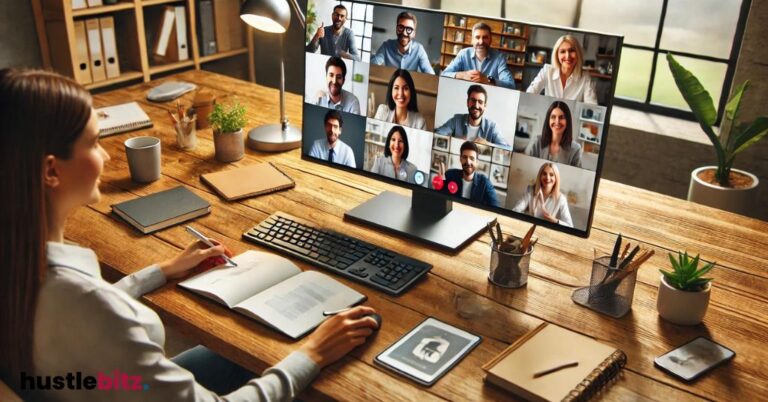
[341, 1, 374, 62]
[437, 0, 751, 123]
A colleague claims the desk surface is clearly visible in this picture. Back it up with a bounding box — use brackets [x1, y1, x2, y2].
[70, 70, 768, 401]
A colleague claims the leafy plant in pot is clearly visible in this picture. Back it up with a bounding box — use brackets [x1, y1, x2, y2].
[657, 250, 715, 325]
[209, 101, 246, 162]
[667, 54, 768, 215]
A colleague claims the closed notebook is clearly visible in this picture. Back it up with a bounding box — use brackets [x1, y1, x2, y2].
[96, 102, 153, 137]
[201, 163, 295, 201]
[112, 186, 211, 234]
[482, 323, 626, 402]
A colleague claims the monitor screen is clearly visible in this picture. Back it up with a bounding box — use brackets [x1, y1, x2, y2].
[302, 0, 622, 237]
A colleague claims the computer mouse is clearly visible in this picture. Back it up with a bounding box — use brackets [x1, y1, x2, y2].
[365, 313, 382, 330]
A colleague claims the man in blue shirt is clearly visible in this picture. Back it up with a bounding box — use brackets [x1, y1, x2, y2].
[306, 4, 360, 61]
[371, 12, 435, 74]
[308, 110, 357, 168]
[315, 56, 361, 115]
[442, 22, 515, 89]
[438, 141, 499, 207]
[434, 84, 510, 147]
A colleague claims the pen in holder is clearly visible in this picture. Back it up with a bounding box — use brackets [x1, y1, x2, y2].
[175, 120, 197, 150]
[571, 254, 638, 318]
[487, 222, 536, 288]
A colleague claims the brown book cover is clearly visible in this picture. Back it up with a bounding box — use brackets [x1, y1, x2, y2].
[201, 162, 295, 201]
[482, 323, 626, 402]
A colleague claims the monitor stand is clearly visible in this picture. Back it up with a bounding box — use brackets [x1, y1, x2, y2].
[344, 189, 495, 251]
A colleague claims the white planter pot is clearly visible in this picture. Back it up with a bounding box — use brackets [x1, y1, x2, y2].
[688, 166, 758, 215]
[214, 129, 244, 162]
[656, 275, 711, 325]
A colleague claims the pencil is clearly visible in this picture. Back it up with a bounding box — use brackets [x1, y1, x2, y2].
[533, 361, 579, 378]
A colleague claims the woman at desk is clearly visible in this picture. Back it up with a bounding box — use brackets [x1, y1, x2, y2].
[0, 68, 379, 400]
[374, 69, 427, 130]
[370, 125, 420, 184]
[526, 34, 597, 104]
[512, 162, 573, 227]
[526, 101, 583, 168]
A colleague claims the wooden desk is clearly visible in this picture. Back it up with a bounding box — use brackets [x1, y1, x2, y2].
[70, 70, 768, 401]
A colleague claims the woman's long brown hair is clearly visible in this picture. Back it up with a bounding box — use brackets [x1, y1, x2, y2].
[0, 69, 92, 392]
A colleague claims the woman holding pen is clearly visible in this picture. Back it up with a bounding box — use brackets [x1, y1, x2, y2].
[0, 68, 378, 400]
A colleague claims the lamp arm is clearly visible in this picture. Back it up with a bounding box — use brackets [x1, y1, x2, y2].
[287, 0, 305, 29]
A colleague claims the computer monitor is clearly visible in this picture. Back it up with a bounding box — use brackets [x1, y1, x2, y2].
[302, 0, 622, 250]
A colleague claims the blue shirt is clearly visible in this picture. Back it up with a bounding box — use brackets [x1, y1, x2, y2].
[434, 114, 510, 147]
[371, 39, 435, 74]
[305, 26, 360, 61]
[442, 48, 515, 89]
[442, 169, 499, 207]
[308, 138, 356, 168]
[316, 89, 361, 115]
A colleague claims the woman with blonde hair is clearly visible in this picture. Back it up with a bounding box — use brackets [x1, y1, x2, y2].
[512, 162, 573, 227]
[0, 68, 378, 400]
[526, 34, 597, 104]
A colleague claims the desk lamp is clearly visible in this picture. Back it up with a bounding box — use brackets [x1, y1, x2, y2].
[240, 0, 305, 151]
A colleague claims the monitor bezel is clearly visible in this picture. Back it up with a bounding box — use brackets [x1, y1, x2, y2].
[300, 0, 624, 238]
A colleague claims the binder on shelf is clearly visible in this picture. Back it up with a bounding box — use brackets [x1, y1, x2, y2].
[152, 6, 178, 63]
[174, 6, 189, 61]
[99, 16, 121, 79]
[212, 0, 243, 52]
[197, 0, 217, 56]
[86, 0, 103, 7]
[72, 0, 87, 10]
[85, 18, 107, 82]
[72, 20, 93, 84]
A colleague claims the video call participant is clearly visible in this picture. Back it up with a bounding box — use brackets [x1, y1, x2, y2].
[370, 125, 419, 183]
[512, 162, 573, 227]
[309, 110, 357, 168]
[441, 22, 515, 89]
[0, 68, 379, 400]
[316, 56, 361, 114]
[374, 69, 426, 130]
[305, 4, 361, 61]
[438, 141, 499, 207]
[526, 34, 597, 104]
[371, 12, 435, 74]
[526, 101, 582, 167]
[434, 84, 509, 147]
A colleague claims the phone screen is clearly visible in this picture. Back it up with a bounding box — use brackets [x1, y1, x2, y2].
[654, 337, 735, 382]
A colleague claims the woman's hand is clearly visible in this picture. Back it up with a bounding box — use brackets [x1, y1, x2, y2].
[158, 239, 233, 279]
[300, 306, 379, 368]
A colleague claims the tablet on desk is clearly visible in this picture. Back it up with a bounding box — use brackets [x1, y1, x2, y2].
[375, 317, 481, 386]
[654, 337, 735, 382]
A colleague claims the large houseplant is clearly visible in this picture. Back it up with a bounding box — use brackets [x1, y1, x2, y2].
[656, 250, 715, 325]
[667, 54, 767, 215]
[209, 101, 247, 162]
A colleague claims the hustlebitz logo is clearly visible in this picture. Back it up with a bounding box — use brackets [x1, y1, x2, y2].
[21, 370, 150, 392]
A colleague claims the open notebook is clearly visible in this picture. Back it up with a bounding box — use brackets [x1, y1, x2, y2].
[95, 101, 153, 136]
[178, 250, 366, 339]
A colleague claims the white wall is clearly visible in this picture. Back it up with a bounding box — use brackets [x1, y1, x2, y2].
[305, 52, 370, 115]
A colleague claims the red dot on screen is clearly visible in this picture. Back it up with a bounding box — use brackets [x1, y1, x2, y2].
[432, 175, 444, 190]
[447, 181, 458, 194]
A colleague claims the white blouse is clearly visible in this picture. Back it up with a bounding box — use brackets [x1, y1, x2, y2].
[526, 64, 598, 104]
[374, 104, 427, 130]
[511, 186, 574, 227]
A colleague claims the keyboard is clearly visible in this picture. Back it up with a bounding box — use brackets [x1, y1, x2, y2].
[243, 212, 432, 296]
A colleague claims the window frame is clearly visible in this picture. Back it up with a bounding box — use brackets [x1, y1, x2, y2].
[341, 1, 374, 62]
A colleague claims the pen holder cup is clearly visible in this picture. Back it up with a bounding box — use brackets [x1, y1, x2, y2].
[571, 255, 638, 318]
[175, 123, 197, 150]
[488, 240, 532, 288]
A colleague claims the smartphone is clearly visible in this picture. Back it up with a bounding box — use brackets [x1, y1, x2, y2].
[654, 337, 735, 382]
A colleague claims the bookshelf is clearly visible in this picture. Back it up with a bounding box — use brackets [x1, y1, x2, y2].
[440, 15, 529, 83]
[31, 0, 255, 91]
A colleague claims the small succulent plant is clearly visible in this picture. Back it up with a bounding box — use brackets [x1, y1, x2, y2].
[660, 251, 715, 292]
[209, 101, 246, 134]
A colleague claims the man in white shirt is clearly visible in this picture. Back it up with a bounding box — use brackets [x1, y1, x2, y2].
[308, 110, 357, 168]
[316, 56, 361, 115]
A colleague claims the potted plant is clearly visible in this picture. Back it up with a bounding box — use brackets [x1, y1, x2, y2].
[657, 250, 715, 325]
[209, 101, 246, 162]
[667, 54, 767, 215]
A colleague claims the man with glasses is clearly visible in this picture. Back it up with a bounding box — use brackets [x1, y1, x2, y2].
[442, 22, 515, 89]
[316, 56, 361, 114]
[371, 12, 435, 74]
[306, 4, 361, 61]
[435, 84, 509, 146]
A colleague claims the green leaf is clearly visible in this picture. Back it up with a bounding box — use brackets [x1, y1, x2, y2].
[668, 253, 680, 272]
[724, 81, 748, 124]
[731, 117, 768, 156]
[687, 254, 701, 276]
[691, 261, 716, 280]
[660, 270, 681, 288]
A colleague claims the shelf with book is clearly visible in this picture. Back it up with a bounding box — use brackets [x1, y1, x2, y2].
[199, 47, 249, 64]
[84, 70, 144, 90]
[72, 2, 135, 18]
[148, 59, 194, 74]
[142, 0, 185, 7]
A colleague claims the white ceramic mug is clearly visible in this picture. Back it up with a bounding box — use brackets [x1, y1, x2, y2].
[125, 136, 161, 182]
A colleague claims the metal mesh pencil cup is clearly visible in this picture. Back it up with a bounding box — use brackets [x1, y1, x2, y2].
[571, 255, 638, 318]
[488, 240, 532, 288]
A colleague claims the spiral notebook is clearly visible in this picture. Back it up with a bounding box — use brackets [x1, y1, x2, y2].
[483, 323, 626, 402]
[201, 162, 295, 201]
[96, 101, 153, 137]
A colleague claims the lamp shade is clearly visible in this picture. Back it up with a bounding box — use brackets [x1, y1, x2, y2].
[240, 0, 291, 33]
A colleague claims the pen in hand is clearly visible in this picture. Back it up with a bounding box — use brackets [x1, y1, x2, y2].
[184, 225, 237, 267]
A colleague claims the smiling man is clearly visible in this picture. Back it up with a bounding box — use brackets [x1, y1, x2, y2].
[371, 12, 435, 74]
[309, 110, 357, 168]
[441, 22, 515, 89]
[316, 56, 361, 114]
[434, 84, 508, 147]
[305, 4, 360, 61]
[438, 141, 498, 207]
